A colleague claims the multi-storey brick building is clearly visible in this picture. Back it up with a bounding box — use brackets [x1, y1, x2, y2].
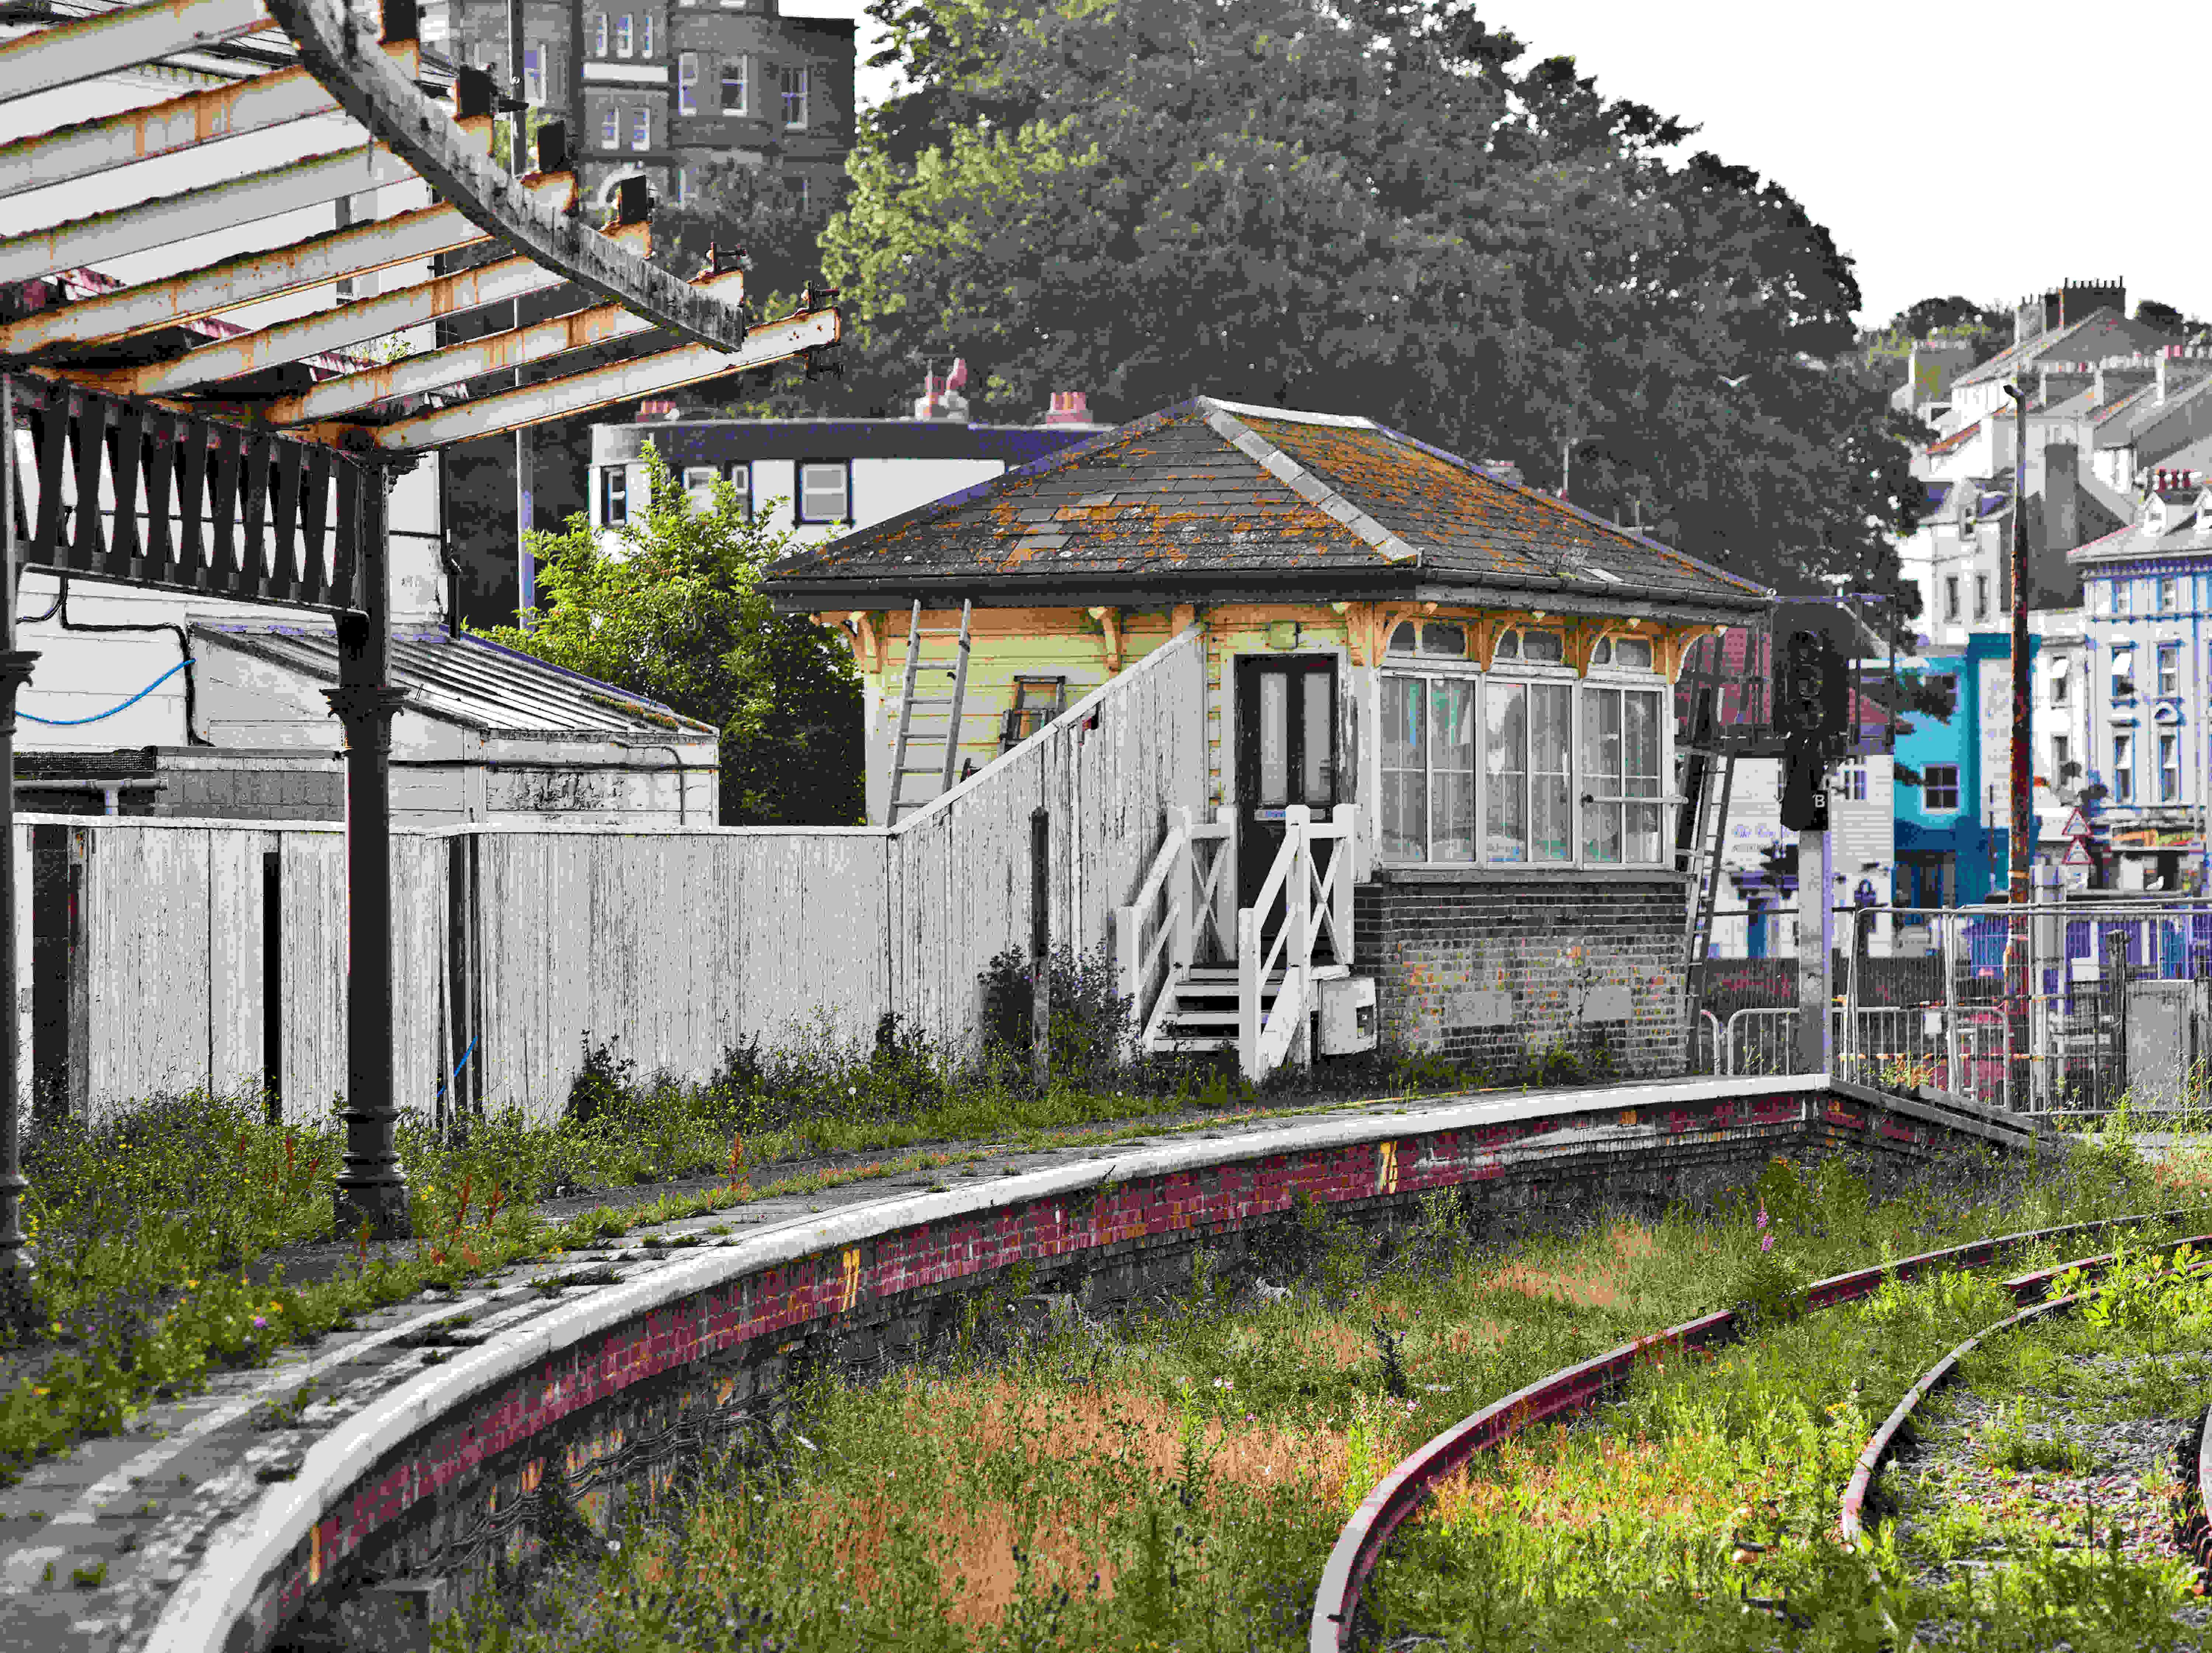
[421, 0, 854, 207]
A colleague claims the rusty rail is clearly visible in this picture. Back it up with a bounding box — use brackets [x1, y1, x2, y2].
[1308, 1211, 2212, 1653]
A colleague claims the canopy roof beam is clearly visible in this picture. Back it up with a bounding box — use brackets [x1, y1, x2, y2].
[0, 169, 575, 357]
[322, 305, 842, 450]
[0, 41, 420, 200]
[0, 0, 275, 107]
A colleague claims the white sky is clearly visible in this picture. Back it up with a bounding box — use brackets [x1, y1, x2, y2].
[785, 0, 2211, 332]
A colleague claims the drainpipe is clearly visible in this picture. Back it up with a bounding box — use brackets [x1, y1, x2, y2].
[651, 744, 688, 824]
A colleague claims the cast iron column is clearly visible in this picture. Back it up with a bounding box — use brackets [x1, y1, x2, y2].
[325, 473, 411, 1240]
[0, 374, 39, 1294]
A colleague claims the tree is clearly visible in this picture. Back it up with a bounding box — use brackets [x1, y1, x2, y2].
[826, 0, 1923, 597]
[2135, 298, 2187, 333]
[473, 445, 864, 825]
[648, 157, 847, 303]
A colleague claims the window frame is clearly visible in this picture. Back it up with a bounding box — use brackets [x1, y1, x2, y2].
[524, 45, 543, 102]
[1943, 575, 1960, 622]
[781, 64, 809, 129]
[1373, 649, 1669, 871]
[2113, 732, 2136, 804]
[600, 105, 619, 149]
[796, 458, 851, 525]
[2112, 647, 2136, 700]
[599, 464, 629, 526]
[677, 51, 697, 115]
[1922, 762, 1961, 813]
[2161, 576, 2179, 614]
[592, 12, 607, 55]
[640, 11, 653, 56]
[720, 55, 747, 114]
[1973, 572, 1990, 621]
[2159, 730, 2181, 803]
[631, 106, 651, 151]
[616, 12, 633, 56]
[2158, 641, 2180, 697]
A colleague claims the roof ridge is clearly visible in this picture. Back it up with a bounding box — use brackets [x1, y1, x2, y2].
[1200, 405, 1419, 566]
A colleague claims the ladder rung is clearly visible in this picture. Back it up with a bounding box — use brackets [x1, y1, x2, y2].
[905, 697, 954, 707]
[896, 766, 948, 776]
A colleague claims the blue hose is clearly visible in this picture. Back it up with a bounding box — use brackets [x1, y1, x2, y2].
[20, 659, 189, 725]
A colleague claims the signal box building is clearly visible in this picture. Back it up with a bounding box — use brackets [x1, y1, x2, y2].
[765, 396, 1773, 1075]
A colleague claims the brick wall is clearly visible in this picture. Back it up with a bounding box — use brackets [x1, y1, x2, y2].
[1357, 873, 1691, 1078]
[150, 755, 345, 823]
[250, 1080, 2039, 1650]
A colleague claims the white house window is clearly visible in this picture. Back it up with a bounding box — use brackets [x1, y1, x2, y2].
[592, 12, 607, 55]
[615, 13, 633, 56]
[2052, 734, 2071, 781]
[2160, 731, 2181, 803]
[1973, 573, 1990, 620]
[1581, 686, 1665, 864]
[781, 65, 809, 129]
[524, 46, 543, 102]
[2161, 576, 2179, 613]
[2113, 732, 2135, 804]
[1944, 575, 1960, 621]
[600, 106, 619, 149]
[2112, 647, 2136, 699]
[1923, 763, 1960, 812]
[599, 465, 628, 526]
[2048, 657, 2069, 704]
[2115, 580, 2132, 616]
[726, 460, 750, 519]
[2159, 641, 2180, 697]
[1837, 763, 1869, 803]
[678, 52, 697, 114]
[682, 465, 719, 510]
[640, 12, 653, 56]
[798, 460, 849, 522]
[632, 107, 651, 149]
[721, 57, 747, 114]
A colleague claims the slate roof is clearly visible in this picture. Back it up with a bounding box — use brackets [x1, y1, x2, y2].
[763, 397, 1769, 614]
[192, 623, 720, 743]
[1952, 310, 2139, 389]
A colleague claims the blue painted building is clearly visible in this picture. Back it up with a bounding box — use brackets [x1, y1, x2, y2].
[1893, 629, 2044, 909]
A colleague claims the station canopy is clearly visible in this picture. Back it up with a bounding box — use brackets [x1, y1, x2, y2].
[0, 0, 841, 609]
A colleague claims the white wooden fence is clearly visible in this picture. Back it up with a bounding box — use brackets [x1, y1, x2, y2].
[13, 626, 1210, 1124]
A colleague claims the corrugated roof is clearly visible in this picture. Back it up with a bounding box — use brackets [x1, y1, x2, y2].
[762, 396, 1769, 611]
[191, 623, 720, 742]
[1952, 311, 2131, 389]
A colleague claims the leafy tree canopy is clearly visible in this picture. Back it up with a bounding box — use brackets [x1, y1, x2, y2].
[472, 445, 863, 825]
[813, 0, 1923, 601]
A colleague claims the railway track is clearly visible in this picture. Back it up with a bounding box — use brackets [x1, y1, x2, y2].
[1310, 1212, 2212, 1653]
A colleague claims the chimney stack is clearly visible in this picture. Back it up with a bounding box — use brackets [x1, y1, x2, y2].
[1044, 390, 1089, 425]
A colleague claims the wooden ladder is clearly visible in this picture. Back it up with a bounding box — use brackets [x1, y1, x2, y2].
[1678, 743, 1737, 981]
[886, 599, 974, 823]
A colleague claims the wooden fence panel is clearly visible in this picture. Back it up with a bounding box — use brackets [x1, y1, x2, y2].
[278, 829, 347, 1124]
[81, 825, 211, 1120]
[390, 833, 448, 1117]
[205, 827, 267, 1103]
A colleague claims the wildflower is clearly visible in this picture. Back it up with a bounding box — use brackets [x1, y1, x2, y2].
[1213, 1377, 1234, 1391]
[1761, 1231, 1774, 1255]
[253, 1317, 267, 1329]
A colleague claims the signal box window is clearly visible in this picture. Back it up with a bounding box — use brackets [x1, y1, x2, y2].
[599, 466, 628, 526]
[797, 461, 849, 523]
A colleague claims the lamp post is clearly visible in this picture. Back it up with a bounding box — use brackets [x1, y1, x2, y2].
[2003, 381, 2032, 1111]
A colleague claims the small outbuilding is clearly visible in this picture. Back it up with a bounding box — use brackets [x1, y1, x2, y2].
[765, 396, 1772, 1075]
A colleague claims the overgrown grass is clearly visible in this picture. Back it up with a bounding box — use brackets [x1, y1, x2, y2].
[439, 1132, 2212, 1651]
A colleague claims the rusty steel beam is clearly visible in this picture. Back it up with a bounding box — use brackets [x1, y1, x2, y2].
[319, 305, 841, 450]
[0, 0, 275, 107]
[0, 115, 491, 288]
[0, 41, 421, 201]
[0, 161, 566, 359]
[273, 0, 758, 354]
[91, 251, 552, 396]
[264, 260, 729, 426]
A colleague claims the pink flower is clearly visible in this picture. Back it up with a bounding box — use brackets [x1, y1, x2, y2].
[1756, 1203, 1769, 1230]
[252, 1316, 268, 1329]
[1760, 1233, 1774, 1254]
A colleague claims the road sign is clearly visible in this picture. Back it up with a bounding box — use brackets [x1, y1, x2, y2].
[2062, 839, 2092, 867]
[2061, 808, 2091, 839]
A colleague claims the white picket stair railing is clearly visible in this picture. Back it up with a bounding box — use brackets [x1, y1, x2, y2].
[1116, 801, 1356, 1081]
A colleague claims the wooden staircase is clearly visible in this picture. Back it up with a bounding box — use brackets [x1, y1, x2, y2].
[1116, 802, 1362, 1078]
